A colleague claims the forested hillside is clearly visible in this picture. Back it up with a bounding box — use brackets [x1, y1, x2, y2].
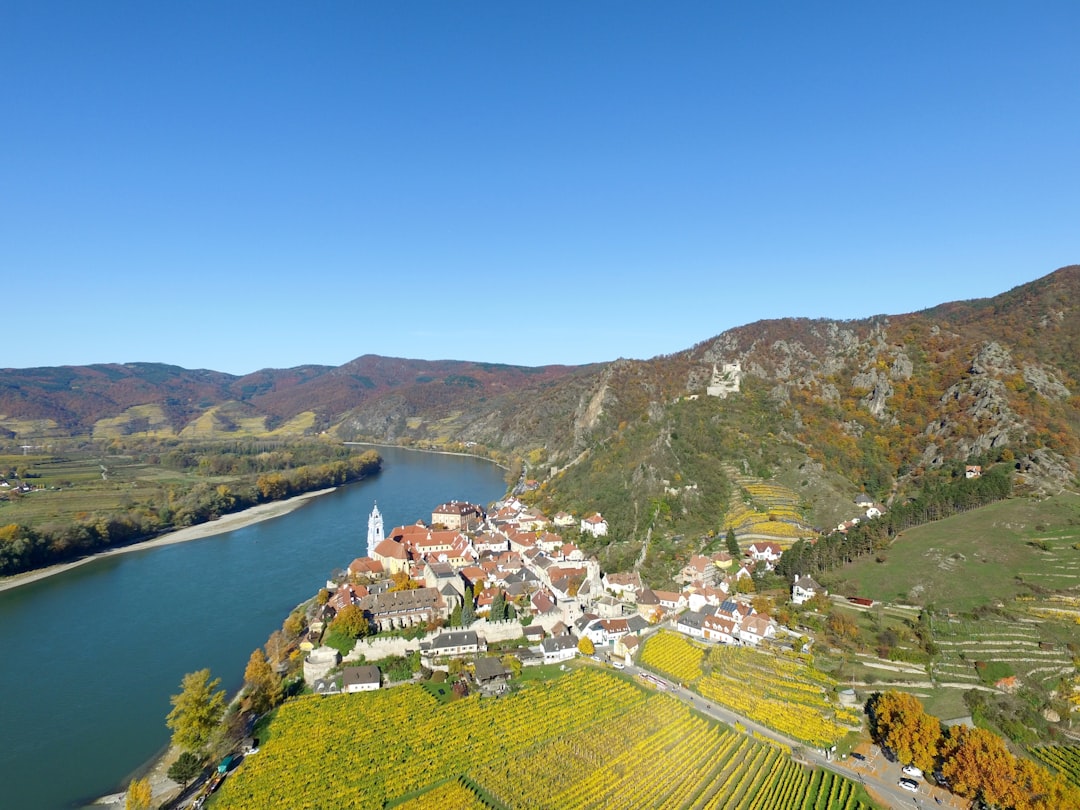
[3, 266, 1080, 575]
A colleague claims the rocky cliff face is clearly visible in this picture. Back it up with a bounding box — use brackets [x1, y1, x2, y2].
[3, 267, 1079, 502]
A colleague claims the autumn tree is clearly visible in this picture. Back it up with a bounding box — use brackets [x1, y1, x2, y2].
[331, 604, 370, 639]
[866, 691, 940, 774]
[825, 611, 860, 644]
[264, 629, 288, 666]
[389, 569, 419, 591]
[578, 636, 595, 656]
[283, 609, 305, 638]
[938, 725, 1015, 806]
[243, 648, 283, 715]
[501, 654, 522, 678]
[751, 594, 774, 615]
[125, 777, 153, 810]
[166, 669, 227, 754]
[732, 576, 755, 594]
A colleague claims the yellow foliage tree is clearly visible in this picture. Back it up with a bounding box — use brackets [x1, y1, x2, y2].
[578, 636, 595, 656]
[243, 648, 283, 715]
[938, 725, 1014, 805]
[125, 777, 152, 810]
[868, 691, 940, 774]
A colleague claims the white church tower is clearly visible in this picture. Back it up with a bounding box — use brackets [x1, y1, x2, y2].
[366, 502, 384, 557]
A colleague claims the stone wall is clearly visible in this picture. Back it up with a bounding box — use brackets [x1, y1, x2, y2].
[346, 618, 525, 662]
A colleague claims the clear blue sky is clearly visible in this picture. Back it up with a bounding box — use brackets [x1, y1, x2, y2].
[4, 2, 1078, 375]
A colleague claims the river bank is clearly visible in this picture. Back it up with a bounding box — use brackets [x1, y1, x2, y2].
[343, 440, 510, 471]
[0, 488, 336, 595]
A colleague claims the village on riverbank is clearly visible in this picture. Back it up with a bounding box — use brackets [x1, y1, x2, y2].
[146, 490, 1080, 810]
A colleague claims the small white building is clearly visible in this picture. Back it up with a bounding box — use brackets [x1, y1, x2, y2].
[791, 574, 825, 606]
[342, 665, 381, 692]
[541, 634, 578, 664]
[580, 513, 609, 537]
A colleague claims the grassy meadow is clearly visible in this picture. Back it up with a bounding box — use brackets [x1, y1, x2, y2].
[827, 493, 1080, 612]
[815, 493, 1080, 733]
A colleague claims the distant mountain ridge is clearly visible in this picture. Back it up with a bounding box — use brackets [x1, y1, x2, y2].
[4, 266, 1079, 554]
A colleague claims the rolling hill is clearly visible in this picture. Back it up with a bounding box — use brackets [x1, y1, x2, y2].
[3, 265, 1079, 566]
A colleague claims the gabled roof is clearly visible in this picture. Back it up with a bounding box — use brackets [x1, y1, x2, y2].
[637, 587, 660, 605]
[703, 614, 737, 635]
[473, 657, 510, 682]
[541, 635, 577, 653]
[373, 538, 409, 560]
[342, 665, 381, 687]
[793, 574, 823, 592]
[425, 630, 478, 651]
[677, 610, 706, 630]
[531, 591, 557, 614]
[348, 557, 385, 575]
[574, 612, 599, 631]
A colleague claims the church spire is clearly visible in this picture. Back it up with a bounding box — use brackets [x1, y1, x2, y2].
[366, 502, 384, 557]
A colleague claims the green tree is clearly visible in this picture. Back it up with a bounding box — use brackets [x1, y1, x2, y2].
[166, 751, 204, 788]
[166, 669, 227, 754]
[461, 586, 476, 627]
[125, 777, 153, 810]
[726, 528, 740, 558]
[490, 591, 506, 622]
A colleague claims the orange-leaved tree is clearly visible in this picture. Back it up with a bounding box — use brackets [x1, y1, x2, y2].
[867, 690, 940, 774]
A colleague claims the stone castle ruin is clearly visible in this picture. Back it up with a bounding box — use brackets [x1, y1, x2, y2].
[707, 361, 743, 398]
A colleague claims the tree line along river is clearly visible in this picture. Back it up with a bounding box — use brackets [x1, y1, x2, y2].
[0, 445, 507, 810]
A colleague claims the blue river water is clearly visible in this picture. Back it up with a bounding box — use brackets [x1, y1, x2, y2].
[0, 446, 506, 809]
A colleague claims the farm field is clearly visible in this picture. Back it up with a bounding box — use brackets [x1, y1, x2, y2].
[211, 668, 877, 810]
[0, 452, 185, 524]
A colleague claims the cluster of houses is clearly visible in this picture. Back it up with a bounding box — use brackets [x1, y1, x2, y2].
[305, 496, 831, 693]
[315, 499, 610, 639]
[833, 493, 888, 535]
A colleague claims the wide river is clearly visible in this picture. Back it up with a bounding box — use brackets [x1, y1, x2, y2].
[0, 446, 507, 810]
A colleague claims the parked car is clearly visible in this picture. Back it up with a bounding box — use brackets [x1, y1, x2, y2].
[898, 778, 919, 792]
[902, 765, 923, 779]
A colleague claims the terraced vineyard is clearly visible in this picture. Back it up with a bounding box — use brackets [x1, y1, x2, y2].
[932, 616, 1074, 690]
[721, 474, 816, 544]
[211, 668, 876, 809]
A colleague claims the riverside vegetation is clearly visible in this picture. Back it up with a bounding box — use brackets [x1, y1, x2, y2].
[0, 440, 381, 576]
